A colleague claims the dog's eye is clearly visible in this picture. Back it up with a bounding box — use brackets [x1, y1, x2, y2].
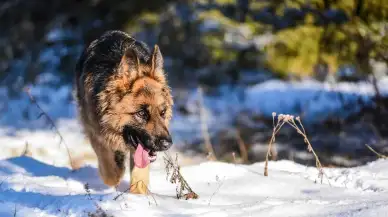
[136, 109, 149, 121]
[160, 109, 167, 118]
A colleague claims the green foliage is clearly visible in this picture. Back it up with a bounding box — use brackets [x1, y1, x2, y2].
[263, 0, 388, 78]
[2, 0, 388, 90]
[123, 12, 161, 35]
[198, 10, 241, 63]
[214, 0, 236, 5]
[198, 10, 240, 28]
[266, 25, 324, 76]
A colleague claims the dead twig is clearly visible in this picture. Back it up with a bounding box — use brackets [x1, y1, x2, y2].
[164, 152, 198, 200]
[24, 87, 75, 170]
[198, 87, 217, 161]
[84, 183, 113, 216]
[21, 141, 31, 156]
[236, 130, 249, 163]
[208, 175, 225, 205]
[0, 177, 9, 188]
[264, 112, 284, 176]
[84, 183, 93, 200]
[365, 144, 388, 159]
[232, 152, 237, 164]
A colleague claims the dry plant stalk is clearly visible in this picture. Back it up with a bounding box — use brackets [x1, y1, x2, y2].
[164, 152, 198, 200]
[235, 130, 249, 163]
[264, 113, 285, 176]
[264, 113, 327, 184]
[13, 204, 17, 217]
[365, 144, 388, 159]
[197, 87, 217, 161]
[232, 152, 237, 163]
[84, 183, 93, 200]
[24, 87, 75, 170]
[21, 141, 32, 156]
[208, 175, 224, 205]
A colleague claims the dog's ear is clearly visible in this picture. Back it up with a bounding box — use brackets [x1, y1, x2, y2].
[148, 45, 165, 82]
[119, 49, 140, 75]
[113, 49, 140, 95]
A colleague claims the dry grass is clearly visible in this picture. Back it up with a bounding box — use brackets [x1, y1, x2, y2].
[87, 203, 113, 217]
[164, 152, 199, 200]
[264, 113, 328, 184]
[365, 144, 388, 159]
[197, 87, 217, 161]
[13, 204, 17, 217]
[21, 142, 32, 157]
[235, 130, 249, 163]
[208, 175, 224, 205]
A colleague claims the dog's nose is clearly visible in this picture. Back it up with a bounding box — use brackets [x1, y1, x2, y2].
[159, 136, 172, 151]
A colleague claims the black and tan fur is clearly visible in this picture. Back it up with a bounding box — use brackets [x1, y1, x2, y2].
[74, 30, 173, 187]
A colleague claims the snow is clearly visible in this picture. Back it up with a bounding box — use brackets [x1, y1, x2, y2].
[243, 78, 387, 123]
[0, 155, 387, 217]
[2, 74, 388, 216]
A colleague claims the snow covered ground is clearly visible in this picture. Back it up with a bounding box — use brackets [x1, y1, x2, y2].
[0, 155, 387, 217]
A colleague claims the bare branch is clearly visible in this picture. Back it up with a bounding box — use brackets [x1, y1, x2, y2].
[198, 87, 217, 161]
[24, 87, 75, 170]
[365, 144, 387, 159]
[235, 130, 249, 163]
[208, 176, 224, 205]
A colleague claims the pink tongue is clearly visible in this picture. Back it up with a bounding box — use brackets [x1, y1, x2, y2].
[134, 143, 150, 168]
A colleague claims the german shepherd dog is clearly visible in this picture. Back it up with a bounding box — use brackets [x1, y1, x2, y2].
[74, 30, 173, 188]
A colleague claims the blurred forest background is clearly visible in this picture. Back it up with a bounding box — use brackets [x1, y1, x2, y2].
[0, 0, 388, 168]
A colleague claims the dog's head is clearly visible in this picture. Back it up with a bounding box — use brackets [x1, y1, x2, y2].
[98, 44, 173, 161]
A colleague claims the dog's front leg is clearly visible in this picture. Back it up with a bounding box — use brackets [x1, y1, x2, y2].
[129, 153, 150, 194]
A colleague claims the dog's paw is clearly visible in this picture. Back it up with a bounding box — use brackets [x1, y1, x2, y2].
[129, 181, 148, 194]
